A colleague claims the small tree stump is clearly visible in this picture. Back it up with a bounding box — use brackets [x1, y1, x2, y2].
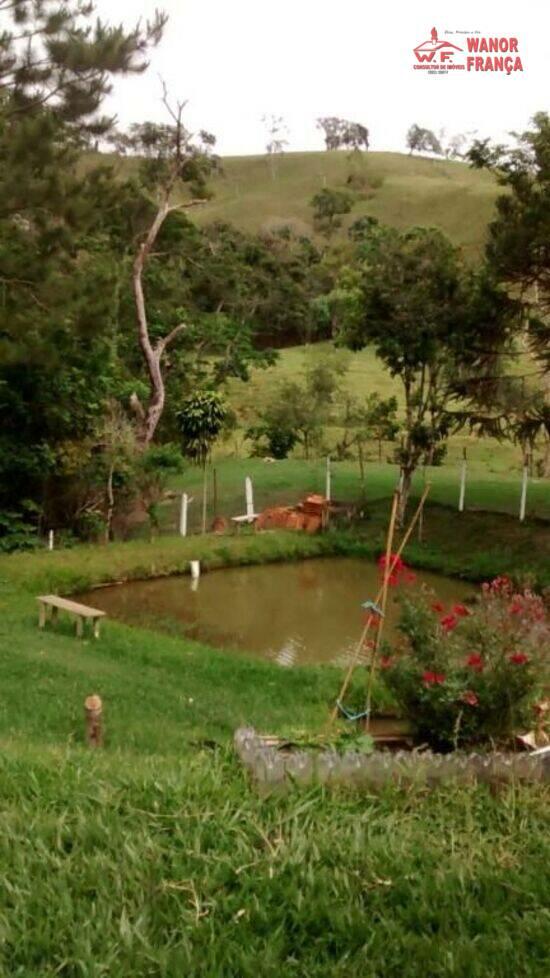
[84, 694, 103, 747]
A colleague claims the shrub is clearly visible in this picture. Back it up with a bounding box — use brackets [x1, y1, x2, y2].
[379, 575, 549, 750]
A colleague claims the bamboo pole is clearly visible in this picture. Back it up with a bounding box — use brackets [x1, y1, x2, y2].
[364, 493, 399, 724]
[329, 483, 431, 724]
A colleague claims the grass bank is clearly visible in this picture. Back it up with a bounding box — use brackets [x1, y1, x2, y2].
[1, 527, 549, 974]
[0, 747, 547, 977]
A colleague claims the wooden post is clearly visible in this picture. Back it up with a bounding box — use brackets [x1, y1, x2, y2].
[48, 530, 54, 551]
[519, 456, 529, 522]
[84, 694, 103, 747]
[213, 468, 218, 518]
[75, 616, 84, 639]
[358, 441, 365, 498]
[326, 456, 331, 502]
[38, 601, 46, 629]
[179, 493, 188, 537]
[459, 448, 467, 513]
[201, 463, 207, 534]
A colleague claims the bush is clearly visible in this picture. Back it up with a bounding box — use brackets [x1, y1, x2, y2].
[379, 575, 548, 750]
[247, 423, 298, 459]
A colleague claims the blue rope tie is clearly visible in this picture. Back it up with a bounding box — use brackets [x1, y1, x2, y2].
[336, 700, 370, 722]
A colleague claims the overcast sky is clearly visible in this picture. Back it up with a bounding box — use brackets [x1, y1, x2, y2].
[94, 0, 549, 155]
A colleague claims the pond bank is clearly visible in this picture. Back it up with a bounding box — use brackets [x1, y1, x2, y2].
[2, 499, 548, 598]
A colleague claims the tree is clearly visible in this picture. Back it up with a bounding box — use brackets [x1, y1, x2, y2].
[0, 2, 166, 539]
[316, 117, 370, 152]
[177, 390, 227, 532]
[0, 1, 165, 127]
[310, 187, 355, 237]
[114, 90, 219, 447]
[406, 124, 443, 156]
[338, 225, 521, 522]
[468, 113, 550, 366]
[465, 113, 550, 473]
[249, 355, 348, 460]
[262, 113, 288, 178]
[362, 393, 400, 461]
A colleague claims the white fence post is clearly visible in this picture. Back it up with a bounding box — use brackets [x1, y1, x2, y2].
[48, 529, 54, 551]
[245, 476, 254, 519]
[179, 493, 188, 537]
[519, 459, 529, 522]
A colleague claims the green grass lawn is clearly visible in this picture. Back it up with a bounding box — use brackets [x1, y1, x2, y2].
[0, 531, 549, 975]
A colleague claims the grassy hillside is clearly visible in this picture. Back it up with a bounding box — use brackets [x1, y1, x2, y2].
[86, 150, 499, 255]
[192, 151, 499, 256]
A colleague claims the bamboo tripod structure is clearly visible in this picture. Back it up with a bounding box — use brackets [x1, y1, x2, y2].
[329, 484, 431, 725]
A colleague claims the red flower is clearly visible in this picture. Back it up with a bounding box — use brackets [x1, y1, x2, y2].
[509, 652, 529, 666]
[440, 614, 458, 632]
[461, 690, 479, 707]
[378, 553, 404, 572]
[466, 653, 484, 673]
[422, 671, 446, 686]
[404, 571, 417, 584]
[508, 599, 523, 616]
[452, 604, 470, 617]
[431, 601, 445, 614]
[379, 656, 394, 670]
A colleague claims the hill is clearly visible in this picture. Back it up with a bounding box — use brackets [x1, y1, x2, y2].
[191, 151, 499, 256]
[86, 150, 499, 256]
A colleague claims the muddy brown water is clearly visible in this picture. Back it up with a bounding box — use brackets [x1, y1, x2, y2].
[78, 558, 474, 668]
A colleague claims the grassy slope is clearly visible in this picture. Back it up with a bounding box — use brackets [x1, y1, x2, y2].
[86, 150, 498, 255]
[192, 151, 499, 257]
[0, 533, 549, 975]
[226, 342, 544, 481]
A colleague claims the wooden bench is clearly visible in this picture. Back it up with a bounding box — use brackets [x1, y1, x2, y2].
[37, 595, 106, 639]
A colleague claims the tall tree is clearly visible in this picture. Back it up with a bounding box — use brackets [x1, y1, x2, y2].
[0, 1, 166, 535]
[261, 113, 288, 178]
[338, 225, 521, 522]
[113, 90, 219, 446]
[468, 112, 550, 367]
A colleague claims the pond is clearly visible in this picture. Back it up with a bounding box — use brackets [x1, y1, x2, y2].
[79, 558, 474, 668]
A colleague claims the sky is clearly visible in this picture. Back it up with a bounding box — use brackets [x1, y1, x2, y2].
[94, 0, 549, 156]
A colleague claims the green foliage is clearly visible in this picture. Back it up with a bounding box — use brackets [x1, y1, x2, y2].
[177, 391, 228, 466]
[310, 187, 355, 237]
[381, 579, 548, 749]
[406, 124, 443, 156]
[316, 117, 370, 152]
[247, 423, 298, 459]
[249, 353, 349, 459]
[338, 224, 522, 517]
[469, 113, 550, 353]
